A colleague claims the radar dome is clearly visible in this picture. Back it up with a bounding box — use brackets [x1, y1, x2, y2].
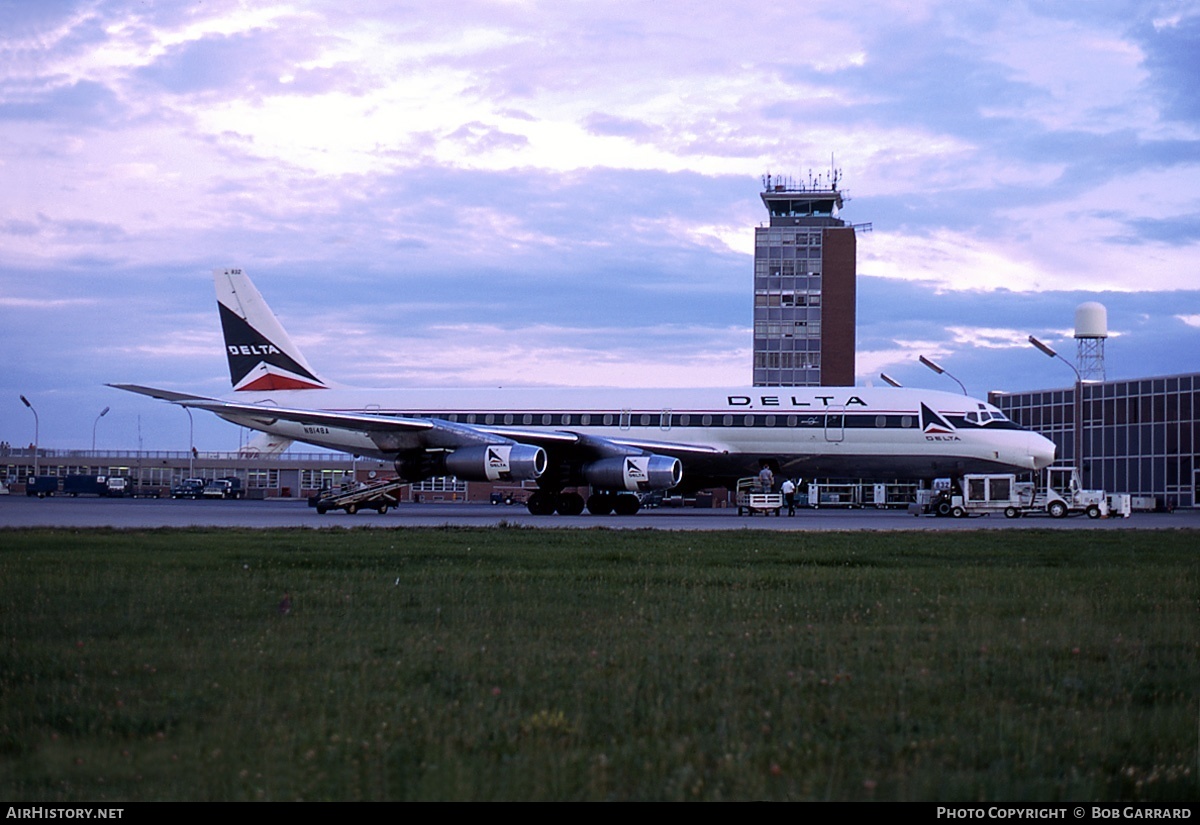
[1074, 302, 1108, 339]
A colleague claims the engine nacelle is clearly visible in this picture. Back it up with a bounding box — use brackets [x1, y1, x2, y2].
[582, 454, 682, 492]
[442, 444, 547, 482]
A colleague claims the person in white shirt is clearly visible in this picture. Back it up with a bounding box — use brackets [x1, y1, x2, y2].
[781, 477, 797, 516]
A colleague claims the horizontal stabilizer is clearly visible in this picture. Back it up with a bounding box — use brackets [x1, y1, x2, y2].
[107, 384, 213, 403]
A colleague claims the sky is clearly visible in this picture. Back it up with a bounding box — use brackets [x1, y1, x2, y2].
[2, 0, 1199, 452]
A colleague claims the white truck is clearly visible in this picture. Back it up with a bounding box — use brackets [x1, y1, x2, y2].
[1033, 466, 1107, 519]
[926, 473, 1032, 519]
[927, 467, 1107, 519]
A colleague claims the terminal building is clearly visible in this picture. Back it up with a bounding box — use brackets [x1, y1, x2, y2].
[753, 171, 858, 387]
[989, 371, 1199, 510]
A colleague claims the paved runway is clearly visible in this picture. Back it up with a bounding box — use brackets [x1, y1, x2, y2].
[2, 494, 1195, 530]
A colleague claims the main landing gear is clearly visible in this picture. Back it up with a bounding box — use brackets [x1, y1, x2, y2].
[585, 491, 641, 516]
[524, 490, 641, 516]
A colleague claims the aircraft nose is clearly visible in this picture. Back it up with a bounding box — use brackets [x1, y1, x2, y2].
[1029, 432, 1057, 470]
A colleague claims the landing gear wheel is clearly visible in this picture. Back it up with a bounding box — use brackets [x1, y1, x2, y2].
[556, 492, 585, 516]
[586, 493, 614, 515]
[612, 494, 641, 516]
[526, 490, 557, 515]
[1048, 501, 1068, 519]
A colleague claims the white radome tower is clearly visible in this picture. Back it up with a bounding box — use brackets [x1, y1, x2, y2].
[1074, 302, 1108, 382]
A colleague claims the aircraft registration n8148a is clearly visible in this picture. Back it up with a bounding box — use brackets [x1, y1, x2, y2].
[112, 269, 1056, 515]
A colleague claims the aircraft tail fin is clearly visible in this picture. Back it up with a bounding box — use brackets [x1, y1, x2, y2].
[215, 268, 330, 392]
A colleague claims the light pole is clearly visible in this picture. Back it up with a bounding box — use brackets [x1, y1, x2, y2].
[1029, 335, 1082, 477]
[879, 372, 903, 388]
[918, 355, 967, 395]
[92, 406, 110, 452]
[184, 407, 195, 477]
[1028, 335, 1081, 382]
[19, 395, 39, 476]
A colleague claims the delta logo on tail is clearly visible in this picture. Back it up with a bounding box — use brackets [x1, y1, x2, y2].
[219, 303, 328, 392]
[920, 402, 960, 441]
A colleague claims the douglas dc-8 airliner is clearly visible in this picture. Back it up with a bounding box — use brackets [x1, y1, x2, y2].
[113, 269, 1056, 515]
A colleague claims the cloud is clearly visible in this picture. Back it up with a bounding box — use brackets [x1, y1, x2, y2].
[444, 121, 530, 154]
[583, 112, 659, 140]
[1115, 213, 1200, 245]
[0, 79, 124, 123]
[1140, 11, 1200, 124]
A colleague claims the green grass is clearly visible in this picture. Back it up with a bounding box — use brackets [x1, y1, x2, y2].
[1, 527, 1197, 801]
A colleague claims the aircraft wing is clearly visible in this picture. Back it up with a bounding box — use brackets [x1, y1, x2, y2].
[111, 384, 591, 450]
[111, 384, 701, 455]
[111, 383, 436, 435]
[109, 384, 690, 491]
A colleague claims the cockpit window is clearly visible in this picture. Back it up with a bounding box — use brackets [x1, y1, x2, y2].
[965, 405, 1012, 426]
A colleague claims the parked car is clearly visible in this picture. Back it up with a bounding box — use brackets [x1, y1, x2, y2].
[202, 477, 243, 500]
[170, 478, 206, 499]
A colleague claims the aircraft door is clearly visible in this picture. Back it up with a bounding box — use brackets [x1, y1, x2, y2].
[824, 406, 845, 443]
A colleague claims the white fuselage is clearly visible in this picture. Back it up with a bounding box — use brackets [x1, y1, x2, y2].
[218, 384, 1056, 487]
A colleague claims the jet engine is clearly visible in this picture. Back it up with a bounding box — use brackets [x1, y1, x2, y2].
[442, 444, 547, 482]
[582, 454, 682, 491]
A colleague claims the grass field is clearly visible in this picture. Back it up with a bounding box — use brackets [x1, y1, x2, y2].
[1, 526, 1196, 801]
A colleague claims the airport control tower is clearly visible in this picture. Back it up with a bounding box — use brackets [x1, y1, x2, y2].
[753, 169, 857, 387]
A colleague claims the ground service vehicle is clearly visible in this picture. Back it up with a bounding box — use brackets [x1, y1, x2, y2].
[171, 478, 206, 499]
[1035, 466, 1107, 519]
[311, 479, 404, 514]
[870, 482, 918, 509]
[202, 477, 243, 500]
[927, 468, 1107, 519]
[927, 473, 1031, 518]
[735, 477, 783, 516]
[807, 481, 863, 509]
[489, 487, 530, 505]
[25, 476, 62, 497]
[64, 474, 132, 497]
